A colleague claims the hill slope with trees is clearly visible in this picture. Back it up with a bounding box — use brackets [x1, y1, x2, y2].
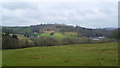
[2, 24, 114, 38]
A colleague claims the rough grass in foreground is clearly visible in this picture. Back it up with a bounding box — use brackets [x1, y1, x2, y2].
[2, 43, 118, 66]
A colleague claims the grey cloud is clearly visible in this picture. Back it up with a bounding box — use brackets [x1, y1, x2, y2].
[2, 2, 38, 10]
[2, 2, 118, 28]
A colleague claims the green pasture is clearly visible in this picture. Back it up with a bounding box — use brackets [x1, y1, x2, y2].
[38, 32, 79, 41]
[2, 43, 118, 66]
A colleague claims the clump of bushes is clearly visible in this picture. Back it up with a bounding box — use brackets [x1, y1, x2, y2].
[19, 38, 35, 48]
[74, 37, 91, 44]
[2, 33, 35, 49]
[50, 32, 55, 35]
[31, 37, 59, 46]
[61, 37, 91, 45]
[61, 38, 75, 45]
[2, 33, 20, 49]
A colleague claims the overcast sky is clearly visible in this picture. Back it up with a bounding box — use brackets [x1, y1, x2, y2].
[1, 1, 118, 28]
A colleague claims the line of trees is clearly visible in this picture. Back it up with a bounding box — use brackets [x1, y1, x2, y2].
[2, 32, 116, 49]
[109, 28, 120, 41]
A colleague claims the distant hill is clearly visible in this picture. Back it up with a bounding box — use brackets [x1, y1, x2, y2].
[2, 24, 113, 37]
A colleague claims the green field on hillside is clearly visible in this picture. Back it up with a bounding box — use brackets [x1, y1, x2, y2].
[38, 33, 50, 36]
[2, 43, 118, 66]
[38, 32, 79, 41]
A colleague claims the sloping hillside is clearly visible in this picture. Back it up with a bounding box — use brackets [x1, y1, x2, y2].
[38, 32, 79, 41]
[2, 24, 113, 37]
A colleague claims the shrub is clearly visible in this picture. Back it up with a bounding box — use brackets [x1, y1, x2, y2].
[2, 33, 35, 49]
[61, 38, 75, 45]
[31, 37, 59, 46]
[19, 38, 35, 48]
[2, 35, 20, 49]
[12, 34, 18, 40]
[75, 37, 91, 44]
[50, 32, 54, 35]
[61, 37, 91, 45]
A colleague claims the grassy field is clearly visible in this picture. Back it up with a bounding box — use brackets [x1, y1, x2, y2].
[38, 33, 51, 36]
[0, 50, 2, 67]
[38, 32, 79, 41]
[2, 43, 118, 66]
